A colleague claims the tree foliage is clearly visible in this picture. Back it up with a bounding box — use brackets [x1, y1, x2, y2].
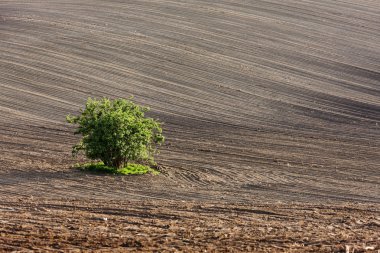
[66, 97, 164, 169]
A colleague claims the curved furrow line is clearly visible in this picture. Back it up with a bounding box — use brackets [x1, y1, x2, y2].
[1, 14, 376, 127]
[2, 43, 284, 123]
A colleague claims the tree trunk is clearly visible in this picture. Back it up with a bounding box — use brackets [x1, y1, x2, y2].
[112, 157, 124, 169]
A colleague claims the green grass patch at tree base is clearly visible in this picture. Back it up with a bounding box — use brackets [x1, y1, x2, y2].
[74, 162, 160, 175]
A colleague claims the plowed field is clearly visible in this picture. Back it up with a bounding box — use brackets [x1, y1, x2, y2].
[0, 0, 379, 251]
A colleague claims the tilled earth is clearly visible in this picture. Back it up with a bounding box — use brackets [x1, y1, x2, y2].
[0, 0, 379, 251]
[1, 199, 379, 252]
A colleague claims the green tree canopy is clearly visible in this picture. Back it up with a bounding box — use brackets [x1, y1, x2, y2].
[66, 98, 164, 169]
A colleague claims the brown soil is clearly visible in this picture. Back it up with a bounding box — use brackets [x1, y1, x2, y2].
[0, 0, 379, 251]
[1, 199, 379, 252]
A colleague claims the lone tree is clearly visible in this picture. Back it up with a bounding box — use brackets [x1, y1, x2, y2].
[66, 97, 164, 169]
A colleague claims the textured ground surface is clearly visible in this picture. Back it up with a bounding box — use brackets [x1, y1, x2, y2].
[0, 0, 379, 251]
[1, 199, 379, 252]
